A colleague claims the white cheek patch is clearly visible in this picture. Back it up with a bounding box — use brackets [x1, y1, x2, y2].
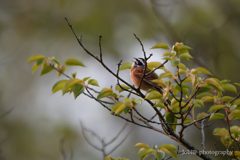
[131, 62, 135, 68]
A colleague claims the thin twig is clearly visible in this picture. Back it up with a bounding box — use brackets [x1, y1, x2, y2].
[201, 119, 206, 151]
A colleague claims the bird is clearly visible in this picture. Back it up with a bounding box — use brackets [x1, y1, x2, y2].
[130, 58, 163, 94]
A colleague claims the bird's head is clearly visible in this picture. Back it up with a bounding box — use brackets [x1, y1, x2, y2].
[131, 58, 145, 68]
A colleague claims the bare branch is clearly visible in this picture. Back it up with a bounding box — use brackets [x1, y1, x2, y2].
[201, 119, 206, 151]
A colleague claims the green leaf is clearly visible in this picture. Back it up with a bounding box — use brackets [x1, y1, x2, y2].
[159, 72, 173, 79]
[230, 126, 240, 134]
[208, 105, 225, 112]
[83, 77, 91, 82]
[151, 43, 169, 49]
[205, 78, 223, 91]
[178, 63, 187, 70]
[151, 79, 167, 88]
[163, 51, 175, 57]
[183, 117, 192, 124]
[123, 98, 132, 107]
[179, 53, 193, 59]
[134, 143, 151, 149]
[202, 96, 214, 102]
[138, 148, 154, 160]
[153, 103, 165, 108]
[147, 62, 162, 69]
[221, 96, 234, 103]
[41, 63, 54, 76]
[209, 113, 225, 121]
[213, 128, 228, 137]
[27, 55, 46, 63]
[65, 58, 85, 67]
[233, 99, 240, 105]
[222, 83, 238, 94]
[178, 45, 192, 51]
[171, 59, 180, 67]
[165, 111, 177, 131]
[230, 110, 240, 119]
[221, 80, 231, 84]
[111, 102, 124, 114]
[52, 80, 68, 94]
[123, 106, 130, 114]
[115, 84, 131, 93]
[197, 112, 209, 120]
[32, 63, 42, 74]
[145, 91, 162, 100]
[88, 79, 99, 87]
[119, 62, 132, 71]
[36, 58, 45, 66]
[62, 79, 83, 95]
[72, 84, 84, 99]
[163, 57, 173, 60]
[153, 150, 165, 160]
[196, 92, 213, 99]
[97, 88, 113, 99]
[234, 83, 240, 87]
[191, 67, 212, 75]
[221, 136, 232, 147]
[159, 144, 177, 160]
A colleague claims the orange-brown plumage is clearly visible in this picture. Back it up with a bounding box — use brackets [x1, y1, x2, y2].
[130, 58, 163, 94]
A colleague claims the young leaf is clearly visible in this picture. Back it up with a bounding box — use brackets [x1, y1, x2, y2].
[205, 78, 223, 91]
[52, 80, 68, 94]
[97, 88, 113, 99]
[163, 51, 175, 57]
[202, 96, 214, 102]
[230, 126, 240, 134]
[222, 83, 238, 94]
[209, 113, 225, 121]
[123, 98, 132, 107]
[27, 55, 46, 63]
[138, 148, 154, 160]
[197, 112, 209, 120]
[234, 83, 240, 87]
[145, 91, 162, 100]
[134, 143, 151, 149]
[151, 43, 169, 49]
[83, 77, 91, 82]
[32, 63, 42, 74]
[111, 102, 124, 114]
[147, 61, 162, 68]
[179, 53, 193, 59]
[65, 58, 85, 67]
[72, 84, 84, 99]
[115, 84, 131, 93]
[178, 45, 192, 51]
[183, 117, 192, 124]
[230, 110, 240, 119]
[88, 79, 99, 87]
[159, 73, 173, 79]
[159, 144, 177, 160]
[213, 128, 228, 137]
[119, 62, 132, 71]
[208, 105, 225, 112]
[191, 67, 212, 75]
[171, 59, 180, 67]
[153, 150, 165, 160]
[221, 96, 234, 103]
[151, 79, 167, 88]
[41, 63, 54, 76]
[178, 63, 187, 70]
[62, 79, 83, 95]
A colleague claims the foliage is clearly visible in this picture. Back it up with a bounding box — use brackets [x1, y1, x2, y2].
[27, 19, 240, 160]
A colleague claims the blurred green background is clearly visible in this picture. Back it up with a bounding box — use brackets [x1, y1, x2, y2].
[1, 0, 240, 160]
